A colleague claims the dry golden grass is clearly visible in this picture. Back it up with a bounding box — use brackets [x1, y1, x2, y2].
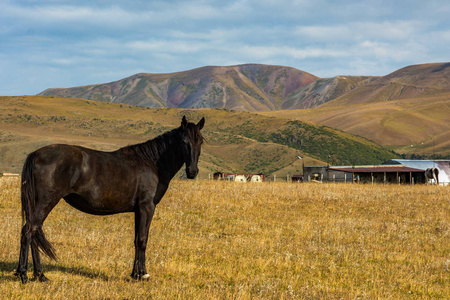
[0, 177, 449, 299]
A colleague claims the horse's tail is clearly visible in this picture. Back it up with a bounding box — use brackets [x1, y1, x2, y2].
[21, 152, 57, 261]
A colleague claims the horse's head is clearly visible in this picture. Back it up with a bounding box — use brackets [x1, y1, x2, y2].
[180, 116, 205, 179]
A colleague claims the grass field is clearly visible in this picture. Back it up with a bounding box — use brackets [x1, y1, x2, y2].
[0, 177, 448, 299]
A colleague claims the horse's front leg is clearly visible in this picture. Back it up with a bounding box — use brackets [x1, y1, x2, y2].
[131, 200, 156, 280]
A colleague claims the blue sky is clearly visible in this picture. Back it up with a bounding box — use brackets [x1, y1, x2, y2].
[1, 0, 449, 95]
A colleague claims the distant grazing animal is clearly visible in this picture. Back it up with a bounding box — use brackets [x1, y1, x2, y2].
[15, 116, 205, 284]
[425, 167, 439, 185]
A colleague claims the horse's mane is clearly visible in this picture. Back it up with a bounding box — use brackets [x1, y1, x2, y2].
[118, 123, 203, 167]
[118, 127, 183, 167]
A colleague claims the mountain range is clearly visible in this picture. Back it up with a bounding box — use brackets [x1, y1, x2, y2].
[39, 63, 450, 111]
[39, 64, 317, 111]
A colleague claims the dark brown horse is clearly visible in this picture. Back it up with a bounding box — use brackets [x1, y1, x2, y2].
[16, 116, 205, 283]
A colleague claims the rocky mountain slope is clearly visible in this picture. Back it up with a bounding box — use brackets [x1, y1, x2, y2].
[39, 64, 318, 111]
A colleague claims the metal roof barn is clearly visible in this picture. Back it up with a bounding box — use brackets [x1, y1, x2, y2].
[328, 165, 425, 184]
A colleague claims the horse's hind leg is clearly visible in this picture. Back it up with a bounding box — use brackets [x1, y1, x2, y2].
[29, 197, 60, 282]
[16, 224, 53, 283]
[31, 238, 49, 282]
[16, 224, 32, 284]
[17, 195, 60, 283]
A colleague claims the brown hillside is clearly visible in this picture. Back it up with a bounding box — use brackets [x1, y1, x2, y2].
[259, 93, 450, 157]
[39, 64, 318, 112]
[0, 96, 395, 175]
[282, 76, 377, 109]
[324, 63, 450, 106]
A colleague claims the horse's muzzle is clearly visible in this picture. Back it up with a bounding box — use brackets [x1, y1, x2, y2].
[186, 167, 198, 179]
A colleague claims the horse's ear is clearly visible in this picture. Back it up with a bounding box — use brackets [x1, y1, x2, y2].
[197, 117, 205, 130]
[181, 116, 188, 128]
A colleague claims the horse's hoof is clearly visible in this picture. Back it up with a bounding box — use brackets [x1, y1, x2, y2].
[16, 273, 28, 284]
[28, 272, 49, 283]
[131, 273, 150, 280]
[34, 273, 49, 282]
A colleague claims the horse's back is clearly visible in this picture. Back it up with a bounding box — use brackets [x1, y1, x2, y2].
[33, 143, 124, 169]
[33, 143, 141, 180]
[32, 144, 105, 182]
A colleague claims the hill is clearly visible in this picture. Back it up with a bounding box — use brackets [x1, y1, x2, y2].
[0, 96, 395, 176]
[39, 64, 318, 112]
[284, 63, 450, 109]
[318, 63, 450, 107]
[260, 92, 450, 157]
[263, 63, 450, 157]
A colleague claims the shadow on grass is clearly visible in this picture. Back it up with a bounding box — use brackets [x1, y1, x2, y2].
[0, 260, 113, 282]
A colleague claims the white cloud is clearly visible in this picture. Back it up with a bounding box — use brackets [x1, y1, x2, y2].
[295, 20, 426, 42]
[356, 39, 427, 62]
[124, 37, 220, 55]
[239, 45, 348, 60]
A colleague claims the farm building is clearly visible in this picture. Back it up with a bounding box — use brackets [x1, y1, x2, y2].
[291, 174, 304, 182]
[294, 159, 450, 185]
[328, 165, 425, 184]
[213, 172, 265, 182]
[302, 166, 329, 182]
[235, 175, 247, 182]
[299, 166, 353, 183]
[383, 159, 450, 185]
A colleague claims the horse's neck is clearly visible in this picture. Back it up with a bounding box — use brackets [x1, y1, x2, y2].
[120, 128, 185, 181]
[149, 131, 185, 180]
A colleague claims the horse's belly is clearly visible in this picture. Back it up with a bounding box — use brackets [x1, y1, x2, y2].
[63, 191, 136, 215]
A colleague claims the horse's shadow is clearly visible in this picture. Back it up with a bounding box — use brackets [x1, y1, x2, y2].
[0, 261, 114, 282]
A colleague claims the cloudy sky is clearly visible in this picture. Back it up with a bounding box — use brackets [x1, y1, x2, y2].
[1, 0, 449, 95]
